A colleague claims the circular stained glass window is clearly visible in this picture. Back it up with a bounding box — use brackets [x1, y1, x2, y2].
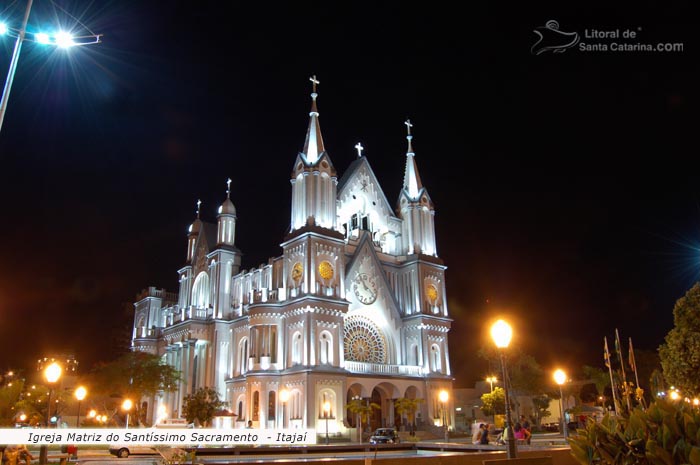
[344, 317, 386, 363]
[318, 260, 334, 280]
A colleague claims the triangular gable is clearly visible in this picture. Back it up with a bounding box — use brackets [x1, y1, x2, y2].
[344, 231, 403, 327]
[337, 156, 396, 221]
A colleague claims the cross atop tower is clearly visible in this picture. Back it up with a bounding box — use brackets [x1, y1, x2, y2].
[309, 75, 320, 94]
[355, 142, 364, 158]
[196, 199, 202, 218]
[226, 178, 231, 198]
[405, 119, 413, 136]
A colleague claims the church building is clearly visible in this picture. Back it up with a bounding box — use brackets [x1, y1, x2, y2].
[131, 77, 453, 437]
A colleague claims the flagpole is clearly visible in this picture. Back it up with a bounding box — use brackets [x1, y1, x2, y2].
[604, 337, 620, 414]
[628, 337, 645, 408]
[615, 329, 631, 411]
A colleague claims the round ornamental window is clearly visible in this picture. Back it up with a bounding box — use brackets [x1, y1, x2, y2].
[318, 260, 334, 280]
[344, 317, 386, 363]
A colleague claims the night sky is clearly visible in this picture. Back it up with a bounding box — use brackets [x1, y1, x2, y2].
[0, 1, 696, 388]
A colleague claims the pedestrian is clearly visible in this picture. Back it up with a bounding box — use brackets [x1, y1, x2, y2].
[246, 420, 253, 428]
[514, 422, 531, 444]
[473, 423, 484, 444]
[479, 423, 490, 444]
[520, 415, 532, 444]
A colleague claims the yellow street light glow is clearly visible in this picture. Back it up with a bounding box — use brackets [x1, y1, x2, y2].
[87, 410, 96, 418]
[670, 391, 680, 400]
[75, 386, 87, 401]
[122, 399, 133, 411]
[19, 413, 27, 421]
[280, 389, 289, 403]
[323, 401, 331, 413]
[44, 362, 62, 383]
[439, 390, 449, 403]
[491, 319, 513, 348]
[553, 369, 567, 386]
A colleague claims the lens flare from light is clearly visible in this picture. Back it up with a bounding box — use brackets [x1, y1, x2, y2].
[55, 31, 74, 48]
[35, 32, 50, 44]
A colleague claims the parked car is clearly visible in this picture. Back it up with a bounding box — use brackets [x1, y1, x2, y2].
[369, 428, 400, 444]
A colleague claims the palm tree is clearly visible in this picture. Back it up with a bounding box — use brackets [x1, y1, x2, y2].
[347, 398, 380, 443]
[394, 397, 424, 436]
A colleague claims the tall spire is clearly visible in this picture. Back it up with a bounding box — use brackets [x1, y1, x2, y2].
[402, 119, 423, 200]
[196, 199, 202, 219]
[302, 75, 325, 164]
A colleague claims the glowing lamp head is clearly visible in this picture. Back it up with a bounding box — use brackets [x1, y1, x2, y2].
[75, 386, 87, 401]
[279, 389, 289, 403]
[35, 32, 50, 44]
[19, 413, 27, 422]
[323, 401, 331, 413]
[0, 23, 8, 35]
[670, 391, 680, 400]
[44, 362, 62, 383]
[122, 399, 133, 411]
[87, 409, 96, 418]
[439, 390, 449, 403]
[553, 369, 567, 386]
[55, 31, 74, 48]
[490, 319, 513, 348]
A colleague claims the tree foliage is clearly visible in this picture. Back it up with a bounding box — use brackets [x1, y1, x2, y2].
[182, 387, 227, 427]
[478, 346, 545, 395]
[480, 387, 506, 416]
[531, 394, 551, 427]
[88, 351, 181, 426]
[659, 282, 700, 397]
[394, 397, 424, 434]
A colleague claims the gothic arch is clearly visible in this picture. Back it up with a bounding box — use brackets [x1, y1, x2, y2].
[192, 271, 210, 308]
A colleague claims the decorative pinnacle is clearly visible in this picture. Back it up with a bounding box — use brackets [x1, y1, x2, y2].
[196, 199, 202, 218]
[226, 178, 231, 198]
[309, 75, 320, 99]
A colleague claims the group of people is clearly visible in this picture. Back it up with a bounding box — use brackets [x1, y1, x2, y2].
[472, 415, 532, 445]
[1, 445, 34, 465]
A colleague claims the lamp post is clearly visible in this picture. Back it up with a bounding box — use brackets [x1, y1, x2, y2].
[122, 399, 133, 429]
[0, 1, 102, 133]
[554, 369, 568, 439]
[279, 389, 289, 429]
[352, 395, 363, 443]
[439, 390, 449, 442]
[40, 361, 62, 465]
[491, 319, 516, 459]
[74, 386, 87, 428]
[486, 376, 497, 393]
[323, 401, 331, 445]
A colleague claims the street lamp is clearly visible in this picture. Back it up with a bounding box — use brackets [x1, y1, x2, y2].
[122, 399, 133, 429]
[0, 0, 102, 133]
[74, 386, 87, 428]
[351, 395, 363, 443]
[323, 401, 331, 445]
[279, 389, 289, 429]
[41, 361, 62, 465]
[491, 319, 516, 459]
[553, 369, 568, 439]
[486, 376, 497, 393]
[439, 390, 449, 442]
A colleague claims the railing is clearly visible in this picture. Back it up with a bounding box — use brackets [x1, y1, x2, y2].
[344, 361, 423, 376]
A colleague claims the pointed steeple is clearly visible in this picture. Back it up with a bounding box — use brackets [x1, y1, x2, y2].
[217, 178, 237, 246]
[186, 199, 203, 262]
[302, 75, 325, 164]
[402, 119, 423, 201]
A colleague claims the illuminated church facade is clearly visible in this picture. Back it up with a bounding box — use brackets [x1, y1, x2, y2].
[131, 78, 453, 436]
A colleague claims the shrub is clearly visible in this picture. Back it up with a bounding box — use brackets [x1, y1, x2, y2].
[568, 399, 700, 465]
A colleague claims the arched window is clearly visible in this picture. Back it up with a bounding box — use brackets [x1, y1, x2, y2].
[318, 390, 336, 418]
[319, 331, 333, 365]
[431, 344, 441, 372]
[252, 391, 259, 421]
[409, 343, 419, 366]
[192, 272, 210, 308]
[292, 332, 302, 365]
[268, 391, 276, 421]
[239, 338, 249, 374]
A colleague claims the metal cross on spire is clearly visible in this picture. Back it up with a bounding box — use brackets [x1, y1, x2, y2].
[355, 142, 364, 158]
[309, 75, 320, 94]
[196, 199, 202, 218]
[226, 178, 231, 198]
[405, 119, 413, 136]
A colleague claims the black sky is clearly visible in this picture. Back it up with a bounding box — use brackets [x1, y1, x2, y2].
[0, 1, 697, 387]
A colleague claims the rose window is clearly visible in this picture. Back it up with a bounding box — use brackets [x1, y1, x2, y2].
[344, 317, 386, 363]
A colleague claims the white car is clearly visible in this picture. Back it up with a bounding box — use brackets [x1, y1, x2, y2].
[109, 421, 195, 458]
